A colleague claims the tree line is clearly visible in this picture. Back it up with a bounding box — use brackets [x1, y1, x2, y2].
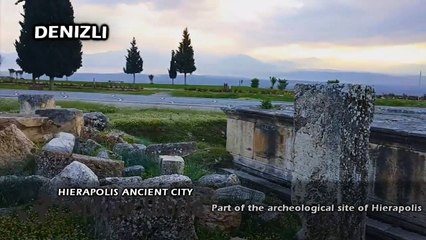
[12, 0, 196, 90]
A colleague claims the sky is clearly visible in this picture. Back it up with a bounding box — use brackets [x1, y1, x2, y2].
[1, 0, 426, 76]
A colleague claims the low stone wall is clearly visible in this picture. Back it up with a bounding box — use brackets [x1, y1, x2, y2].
[222, 104, 426, 235]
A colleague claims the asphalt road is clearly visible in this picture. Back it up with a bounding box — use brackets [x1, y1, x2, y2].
[0, 89, 291, 111]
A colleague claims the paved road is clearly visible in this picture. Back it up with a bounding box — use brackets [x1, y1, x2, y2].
[0, 89, 291, 111]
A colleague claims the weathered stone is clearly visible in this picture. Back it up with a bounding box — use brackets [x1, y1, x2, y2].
[0, 175, 49, 208]
[42, 132, 75, 154]
[45, 161, 99, 196]
[83, 112, 110, 131]
[36, 151, 124, 178]
[292, 84, 374, 240]
[196, 204, 242, 233]
[141, 174, 191, 188]
[35, 108, 84, 137]
[197, 173, 240, 189]
[74, 139, 102, 156]
[0, 124, 35, 170]
[215, 185, 265, 204]
[146, 142, 197, 160]
[18, 94, 55, 114]
[113, 143, 146, 166]
[123, 165, 145, 177]
[99, 176, 143, 187]
[0, 115, 56, 143]
[93, 174, 197, 240]
[159, 155, 185, 175]
[96, 149, 110, 159]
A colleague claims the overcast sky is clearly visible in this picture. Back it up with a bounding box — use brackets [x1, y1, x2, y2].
[1, 0, 425, 75]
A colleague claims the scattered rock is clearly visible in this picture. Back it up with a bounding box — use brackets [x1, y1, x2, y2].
[42, 132, 75, 154]
[146, 142, 197, 160]
[113, 143, 146, 166]
[159, 155, 185, 175]
[74, 139, 102, 156]
[197, 173, 240, 189]
[83, 112, 110, 131]
[123, 165, 145, 177]
[99, 176, 143, 187]
[81, 126, 100, 140]
[215, 185, 265, 204]
[35, 108, 84, 137]
[141, 174, 192, 188]
[0, 115, 56, 143]
[93, 174, 196, 240]
[36, 151, 124, 178]
[18, 94, 55, 114]
[45, 161, 99, 195]
[0, 124, 35, 170]
[96, 149, 111, 159]
[0, 175, 49, 208]
[196, 204, 242, 233]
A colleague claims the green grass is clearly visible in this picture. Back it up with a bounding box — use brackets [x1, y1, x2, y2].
[375, 98, 426, 108]
[0, 207, 94, 239]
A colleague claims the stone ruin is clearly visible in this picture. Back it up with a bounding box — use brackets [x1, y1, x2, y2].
[0, 94, 260, 239]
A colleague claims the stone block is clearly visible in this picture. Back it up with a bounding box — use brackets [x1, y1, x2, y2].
[18, 94, 55, 114]
[291, 84, 374, 240]
[36, 151, 124, 178]
[159, 155, 185, 175]
[42, 132, 75, 154]
[215, 185, 265, 204]
[0, 124, 35, 171]
[35, 108, 84, 137]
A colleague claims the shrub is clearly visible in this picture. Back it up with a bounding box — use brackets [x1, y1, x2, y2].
[251, 78, 260, 88]
[277, 79, 288, 90]
[327, 79, 340, 84]
[260, 99, 273, 109]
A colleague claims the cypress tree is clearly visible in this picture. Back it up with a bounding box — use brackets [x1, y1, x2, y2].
[123, 37, 143, 84]
[175, 28, 196, 85]
[15, 0, 82, 89]
[168, 50, 177, 85]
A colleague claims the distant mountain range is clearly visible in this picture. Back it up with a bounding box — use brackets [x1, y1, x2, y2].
[1, 51, 425, 96]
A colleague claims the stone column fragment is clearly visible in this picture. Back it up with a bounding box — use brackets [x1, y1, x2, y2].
[291, 84, 375, 240]
[18, 94, 55, 114]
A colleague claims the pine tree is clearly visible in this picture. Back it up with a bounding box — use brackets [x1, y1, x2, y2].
[15, 0, 82, 90]
[175, 28, 196, 85]
[123, 37, 143, 84]
[168, 50, 177, 85]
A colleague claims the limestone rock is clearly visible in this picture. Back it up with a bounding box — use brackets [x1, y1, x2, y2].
[47, 161, 99, 194]
[113, 143, 146, 166]
[0, 115, 55, 143]
[123, 165, 145, 177]
[42, 132, 75, 154]
[196, 204, 242, 233]
[141, 174, 192, 188]
[159, 155, 185, 175]
[83, 112, 110, 131]
[146, 142, 197, 160]
[99, 176, 143, 187]
[18, 94, 55, 114]
[197, 173, 240, 189]
[0, 175, 49, 208]
[215, 185, 265, 204]
[0, 124, 35, 170]
[96, 149, 110, 159]
[36, 151, 124, 178]
[93, 174, 196, 240]
[35, 108, 84, 137]
[74, 139, 102, 156]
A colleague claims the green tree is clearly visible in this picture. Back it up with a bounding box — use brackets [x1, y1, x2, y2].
[270, 76, 277, 89]
[175, 27, 196, 85]
[251, 78, 260, 88]
[15, 0, 82, 90]
[168, 50, 177, 85]
[327, 79, 340, 84]
[277, 79, 288, 90]
[148, 74, 154, 84]
[123, 37, 143, 84]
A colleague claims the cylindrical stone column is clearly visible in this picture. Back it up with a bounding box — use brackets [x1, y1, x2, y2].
[18, 94, 55, 114]
[291, 84, 375, 240]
